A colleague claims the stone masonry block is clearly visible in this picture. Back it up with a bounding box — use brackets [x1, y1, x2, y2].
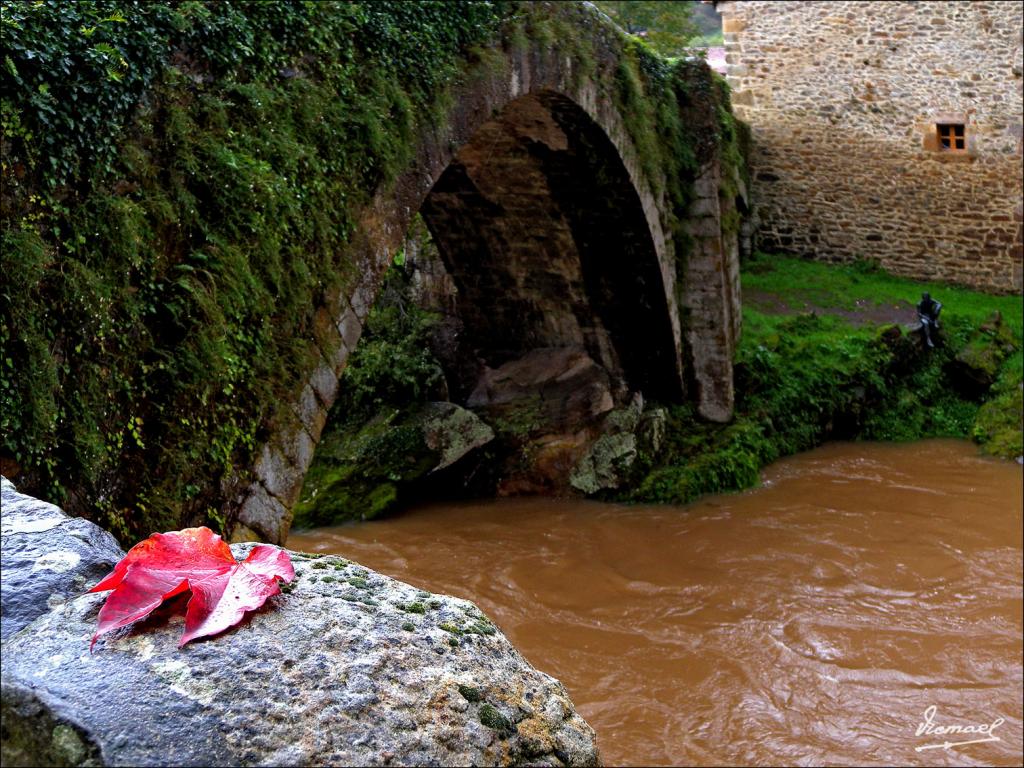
[292, 383, 328, 440]
[253, 442, 300, 505]
[236, 482, 290, 545]
[722, 17, 746, 34]
[329, 340, 352, 379]
[253, 422, 315, 508]
[688, 196, 720, 217]
[687, 216, 724, 238]
[338, 308, 363, 354]
[309, 358, 339, 409]
[730, 89, 753, 106]
[349, 282, 376, 322]
[312, 306, 341, 354]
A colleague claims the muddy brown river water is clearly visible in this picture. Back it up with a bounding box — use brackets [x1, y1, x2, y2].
[289, 440, 1023, 766]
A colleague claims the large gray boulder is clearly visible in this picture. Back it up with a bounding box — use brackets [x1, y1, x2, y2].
[1, 479, 599, 767]
[0, 477, 124, 641]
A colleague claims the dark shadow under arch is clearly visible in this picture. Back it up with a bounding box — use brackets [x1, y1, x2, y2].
[419, 89, 681, 403]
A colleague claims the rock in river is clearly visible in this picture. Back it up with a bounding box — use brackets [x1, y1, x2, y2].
[0, 478, 600, 767]
[293, 402, 495, 527]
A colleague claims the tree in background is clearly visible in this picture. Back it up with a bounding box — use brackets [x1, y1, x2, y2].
[594, 1, 700, 57]
[689, 0, 725, 46]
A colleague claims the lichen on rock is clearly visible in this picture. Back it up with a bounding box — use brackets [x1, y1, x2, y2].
[570, 394, 645, 494]
[949, 311, 1018, 398]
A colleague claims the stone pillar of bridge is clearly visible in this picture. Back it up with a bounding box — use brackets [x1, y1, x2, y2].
[682, 161, 743, 424]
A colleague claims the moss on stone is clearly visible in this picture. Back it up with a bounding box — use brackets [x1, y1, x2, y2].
[478, 704, 515, 738]
[484, 396, 546, 440]
[293, 407, 432, 528]
[0, 2, 511, 540]
[461, 617, 497, 636]
[570, 432, 638, 494]
[950, 311, 1018, 397]
[973, 353, 1024, 459]
[51, 724, 88, 765]
[458, 684, 483, 702]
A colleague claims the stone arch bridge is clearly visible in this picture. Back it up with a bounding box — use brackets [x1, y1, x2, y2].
[232, 3, 747, 543]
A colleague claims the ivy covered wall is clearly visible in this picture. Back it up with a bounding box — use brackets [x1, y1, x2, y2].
[1, 1, 516, 539]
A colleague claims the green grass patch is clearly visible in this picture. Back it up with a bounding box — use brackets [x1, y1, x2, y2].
[743, 254, 1023, 335]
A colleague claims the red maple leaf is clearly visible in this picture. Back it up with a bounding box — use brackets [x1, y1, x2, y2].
[88, 527, 294, 648]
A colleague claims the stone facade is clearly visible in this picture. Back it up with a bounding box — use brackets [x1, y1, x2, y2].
[717, 0, 1023, 292]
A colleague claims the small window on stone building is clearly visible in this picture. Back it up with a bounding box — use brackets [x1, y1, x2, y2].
[937, 123, 966, 151]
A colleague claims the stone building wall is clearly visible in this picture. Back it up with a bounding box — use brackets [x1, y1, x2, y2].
[716, 0, 1023, 292]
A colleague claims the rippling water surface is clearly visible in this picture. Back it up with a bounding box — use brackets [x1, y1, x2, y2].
[289, 440, 1023, 766]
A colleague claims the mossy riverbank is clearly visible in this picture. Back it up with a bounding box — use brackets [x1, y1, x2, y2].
[624, 254, 1022, 506]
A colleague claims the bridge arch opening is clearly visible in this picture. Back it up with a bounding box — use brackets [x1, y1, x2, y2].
[418, 88, 681, 409]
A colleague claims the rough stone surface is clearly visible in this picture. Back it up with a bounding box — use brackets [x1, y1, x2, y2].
[0, 478, 123, 641]
[718, 0, 1023, 292]
[569, 395, 644, 494]
[309, 358, 340, 410]
[638, 407, 668, 456]
[1, 485, 600, 767]
[569, 432, 637, 495]
[292, 383, 328, 441]
[248, 415, 318, 532]
[421, 402, 496, 472]
[683, 163, 742, 423]
[462, 349, 646, 496]
[338, 306, 363, 354]
[235, 482, 291, 545]
[468, 347, 615, 433]
[294, 403, 496, 527]
[948, 310, 1018, 396]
